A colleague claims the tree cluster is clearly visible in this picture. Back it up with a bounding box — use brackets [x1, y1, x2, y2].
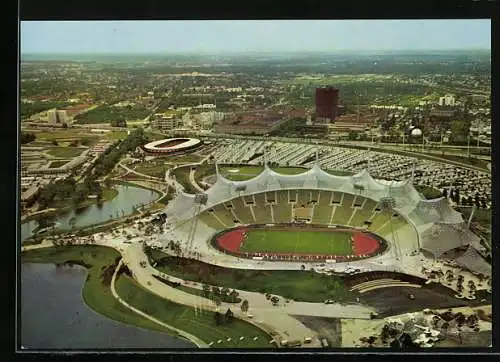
[21, 132, 36, 144]
[110, 119, 127, 128]
[214, 308, 234, 326]
[74, 105, 150, 124]
[269, 117, 307, 136]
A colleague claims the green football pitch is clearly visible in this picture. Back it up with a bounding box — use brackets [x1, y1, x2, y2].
[239, 229, 353, 255]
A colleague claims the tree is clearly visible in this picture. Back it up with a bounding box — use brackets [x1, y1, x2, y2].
[21, 132, 36, 144]
[225, 308, 234, 323]
[441, 322, 450, 333]
[348, 131, 359, 141]
[214, 311, 223, 326]
[241, 299, 249, 313]
[450, 119, 470, 144]
[202, 284, 210, 298]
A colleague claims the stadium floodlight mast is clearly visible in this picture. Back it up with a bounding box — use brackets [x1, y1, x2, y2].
[366, 147, 372, 173]
[410, 160, 417, 184]
[410, 127, 424, 152]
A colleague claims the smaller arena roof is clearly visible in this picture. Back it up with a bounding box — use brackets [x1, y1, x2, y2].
[143, 138, 201, 152]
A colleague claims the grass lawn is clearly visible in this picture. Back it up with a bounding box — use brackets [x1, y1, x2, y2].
[171, 166, 200, 194]
[133, 162, 169, 179]
[239, 229, 353, 255]
[20, 246, 174, 335]
[48, 160, 70, 169]
[152, 255, 358, 303]
[47, 147, 85, 158]
[104, 131, 129, 141]
[116, 275, 272, 348]
[167, 154, 203, 164]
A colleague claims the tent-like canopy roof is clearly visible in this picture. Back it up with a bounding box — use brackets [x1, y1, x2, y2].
[165, 163, 478, 258]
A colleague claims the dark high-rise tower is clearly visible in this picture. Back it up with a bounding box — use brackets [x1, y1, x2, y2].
[315, 87, 339, 122]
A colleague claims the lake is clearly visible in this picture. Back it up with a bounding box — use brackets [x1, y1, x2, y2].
[20, 263, 195, 349]
[21, 184, 160, 242]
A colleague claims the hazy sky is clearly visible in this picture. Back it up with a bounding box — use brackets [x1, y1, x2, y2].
[21, 20, 491, 53]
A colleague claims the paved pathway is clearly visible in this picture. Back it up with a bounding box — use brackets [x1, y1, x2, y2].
[189, 168, 205, 192]
[119, 241, 378, 345]
[110, 259, 208, 348]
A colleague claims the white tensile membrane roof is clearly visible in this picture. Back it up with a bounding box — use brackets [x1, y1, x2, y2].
[164, 164, 475, 257]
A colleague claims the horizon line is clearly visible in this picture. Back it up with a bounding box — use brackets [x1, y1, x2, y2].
[21, 48, 491, 55]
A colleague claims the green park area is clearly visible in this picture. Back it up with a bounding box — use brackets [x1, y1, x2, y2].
[239, 229, 353, 255]
[73, 105, 151, 124]
[47, 160, 70, 169]
[116, 276, 270, 347]
[21, 246, 272, 348]
[104, 131, 129, 141]
[151, 254, 357, 303]
[133, 160, 170, 179]
[47, 147, 85, 158]
[20, 101, 73, 119]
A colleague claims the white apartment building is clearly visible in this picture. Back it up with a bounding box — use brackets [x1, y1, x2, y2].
[438, 94, 455, 107]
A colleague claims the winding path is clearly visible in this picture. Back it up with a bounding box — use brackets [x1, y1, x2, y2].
[110, 259, 208, 348]
[189, 168, 205, 193]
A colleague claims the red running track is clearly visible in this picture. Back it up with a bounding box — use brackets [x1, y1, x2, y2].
[352, 232, 380, 256]
[217, 228, 248, 252]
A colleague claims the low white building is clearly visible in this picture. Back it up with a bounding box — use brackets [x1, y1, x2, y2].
[438, 94, 455, 107]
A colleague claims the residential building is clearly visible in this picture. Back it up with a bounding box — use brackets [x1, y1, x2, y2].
[315, 87, 339, 123]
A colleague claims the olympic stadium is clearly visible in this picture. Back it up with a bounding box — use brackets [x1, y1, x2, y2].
[133, 138, 491, 348]
[160, 162, 486, 276]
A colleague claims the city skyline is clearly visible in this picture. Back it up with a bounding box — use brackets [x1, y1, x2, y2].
[21, 20, 491, 54]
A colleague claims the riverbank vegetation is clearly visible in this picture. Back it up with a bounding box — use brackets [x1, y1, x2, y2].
[20, 246, 173, 334]
[21, 246, 273, 348]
